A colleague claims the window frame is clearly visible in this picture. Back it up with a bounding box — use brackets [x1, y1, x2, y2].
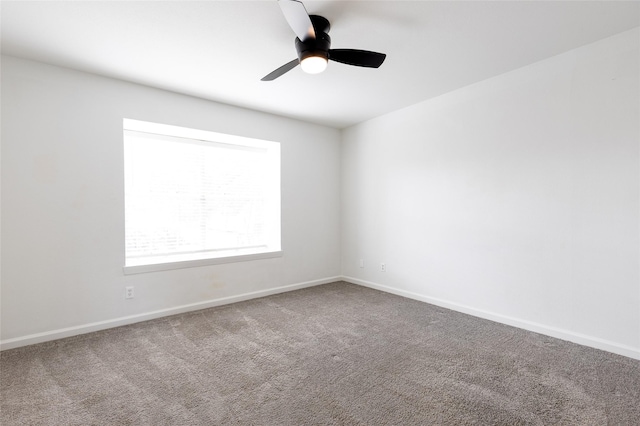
[122, 119, 282, 275]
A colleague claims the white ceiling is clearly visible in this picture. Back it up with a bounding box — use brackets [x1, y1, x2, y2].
[2, 1, 639, 129]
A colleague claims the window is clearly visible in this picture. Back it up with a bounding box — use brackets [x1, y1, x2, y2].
[123, 119, 281, 274]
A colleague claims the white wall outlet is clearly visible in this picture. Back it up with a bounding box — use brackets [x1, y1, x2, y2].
[125, 286, 134, 299]
[381, 263, 386, 272]
[359, 259, 364, 268]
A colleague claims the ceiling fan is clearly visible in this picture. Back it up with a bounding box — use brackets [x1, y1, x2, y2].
[262, 0, 387, 81]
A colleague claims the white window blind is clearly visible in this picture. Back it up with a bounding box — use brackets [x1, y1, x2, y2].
[123, 119, 281, 270]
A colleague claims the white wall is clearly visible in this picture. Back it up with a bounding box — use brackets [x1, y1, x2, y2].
[341, 28, 640, 359]
[1, 56, 341, 348]
[3, 28, 639, 360]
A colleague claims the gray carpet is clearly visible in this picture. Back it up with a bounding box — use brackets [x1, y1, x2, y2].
[1, 281, 639, 425]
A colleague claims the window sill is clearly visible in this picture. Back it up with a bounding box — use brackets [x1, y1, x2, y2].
[123, 250, 283, 275]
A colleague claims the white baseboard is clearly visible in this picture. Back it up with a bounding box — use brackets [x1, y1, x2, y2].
[0, 276, 342, 351]
[342, 276, 640, 361]
[5, 275, 638, 361]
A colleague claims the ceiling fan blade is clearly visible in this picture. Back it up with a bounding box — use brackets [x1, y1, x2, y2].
[278, 0, 316, 41]
[261, 59, 300, 81]
[329, 49, 387, 68]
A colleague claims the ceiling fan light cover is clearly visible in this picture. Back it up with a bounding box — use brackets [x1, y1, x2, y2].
[300, 55, 328, 74]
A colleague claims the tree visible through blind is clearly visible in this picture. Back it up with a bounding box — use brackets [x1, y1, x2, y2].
[124, 120, 280, 268]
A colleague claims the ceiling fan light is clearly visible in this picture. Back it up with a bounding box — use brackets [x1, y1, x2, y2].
[300, 55, 328, 74]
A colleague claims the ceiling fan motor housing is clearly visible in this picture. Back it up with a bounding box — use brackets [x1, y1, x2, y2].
[295, 15, 331, 62]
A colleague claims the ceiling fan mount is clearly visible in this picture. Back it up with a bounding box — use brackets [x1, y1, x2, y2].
[262, 1, 386, 81]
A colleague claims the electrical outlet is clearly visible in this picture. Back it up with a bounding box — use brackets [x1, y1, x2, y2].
[125, 286, 134, 299]
[359, 259, 364, 268]
[381, 263, 386, 272]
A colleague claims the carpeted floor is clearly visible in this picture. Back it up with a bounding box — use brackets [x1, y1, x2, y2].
[1, 281, 639, 425]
